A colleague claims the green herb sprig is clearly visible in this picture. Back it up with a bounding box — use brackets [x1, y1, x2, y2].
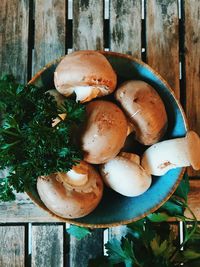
[68, 174, 200, 267]
[0, 75, 86, 201]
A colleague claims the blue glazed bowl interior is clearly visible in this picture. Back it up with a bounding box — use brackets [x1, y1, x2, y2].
[29, 52, 187, 227]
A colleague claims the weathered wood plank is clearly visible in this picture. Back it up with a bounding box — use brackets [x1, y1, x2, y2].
[185, 179, 200, 220]
[73, 0, 104, 50]
[0, 226, 25, 267]
[0, 193, 60, 222]
[108, 225, 127, 240]
[110, 0, 142, 57]
[69, 229, 104, 267]
[146, 0, 180, 98]
[33, 0, 66, 74]
[0, 0, 29, 83]
[31, 224, 64, 267]
[184, 0, 200, 176]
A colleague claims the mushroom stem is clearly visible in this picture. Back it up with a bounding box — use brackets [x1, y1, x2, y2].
[141, 131, 200, 176]
[57, 170, 88, 186]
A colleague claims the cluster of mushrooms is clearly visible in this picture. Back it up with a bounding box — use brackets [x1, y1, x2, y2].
[37, 51, 200, 219]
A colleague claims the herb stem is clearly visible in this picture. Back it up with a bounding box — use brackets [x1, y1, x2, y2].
[170, 202, 197, 262]
[2, 130, 20, 137]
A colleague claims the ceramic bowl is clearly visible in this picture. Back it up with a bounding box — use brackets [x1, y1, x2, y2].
[28, 51, 187, 228]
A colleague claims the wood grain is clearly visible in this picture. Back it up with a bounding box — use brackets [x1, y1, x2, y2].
[146, 0, 180, 98]
[31, 224, 64, 267]
[33, 0, 66, 75]
[184, 0, 200, 176]
[108, 225, 127, 243]
[0, 0, 29, 83]
[110, 0, 142, 57]
[0, 226, 25, 267]
[185, 179, 200, 219]
[73, 0, 104, 50]
[69, 229, 104, 267]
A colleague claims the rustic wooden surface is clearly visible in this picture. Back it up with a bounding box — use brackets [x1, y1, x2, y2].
[109, 0, 142, 57]
[0, 0, 200, 266]
[0, 226, 25, 267]
[73, 0, 104, 50]
[31, 224, 64, 267]
[185, 0, 200, 176]
[146, 0, 180, 99]
[33, 0, 66, 75]
[0, 0, 29, 83]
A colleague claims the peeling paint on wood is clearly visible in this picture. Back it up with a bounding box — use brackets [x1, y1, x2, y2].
[33, 0, 66, 74]
[73, 0, 104, 50]
[0, 0, 29, 83]
[110, 0, 142, 57]
[31, 224, 64, 267]
[0, 226, 25, 267]
[146, 0, 180, 99]
[110, 0, 142, 58]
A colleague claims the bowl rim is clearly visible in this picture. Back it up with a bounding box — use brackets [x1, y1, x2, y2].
[27, 50, 188, 228]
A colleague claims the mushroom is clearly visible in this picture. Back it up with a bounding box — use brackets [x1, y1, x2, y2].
[81, 100, 128, 164]
[141, 131, 200, 176]
[100, 153, 152, 197]
[115, 80, 168, 145]
[54, 51, 117, 102]
[37, 161, 104, 219]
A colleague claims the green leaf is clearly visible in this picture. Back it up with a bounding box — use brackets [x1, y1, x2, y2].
[174, 172, 190, 202]
[150, 236, 168, 256]
[147, 213, 170, 222]
[67, 225, 91, 240]
[105, 238, 134, 265]
[158, 199, 184, 217]
[182, 250, 200, 260]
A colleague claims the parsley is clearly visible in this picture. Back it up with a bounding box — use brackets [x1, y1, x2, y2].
[87, 174, 200, 267]
[67, 225, 91, 240]
[0, 75, 86, 201]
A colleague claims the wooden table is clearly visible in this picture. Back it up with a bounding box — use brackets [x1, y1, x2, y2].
[0, 0, 199, 266]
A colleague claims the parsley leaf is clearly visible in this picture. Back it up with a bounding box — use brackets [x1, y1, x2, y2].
[67, 225, 91, 240]
[0, 75, 86, 201]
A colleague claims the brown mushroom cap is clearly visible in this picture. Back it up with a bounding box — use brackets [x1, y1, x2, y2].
[37, 161, 103, 219]
[81, 100, 128, 164]
[54, 51, 117, 102]
[115, 80, 168, 145]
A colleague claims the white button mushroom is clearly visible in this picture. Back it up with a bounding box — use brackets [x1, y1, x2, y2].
[115, 80, 168, 145]
[37, 161, 104, 219]
[54, 51, 117, 103]
[100, 153, 152, 197]
[80, 100, 128, 164]
[141, 131, 200, 176]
